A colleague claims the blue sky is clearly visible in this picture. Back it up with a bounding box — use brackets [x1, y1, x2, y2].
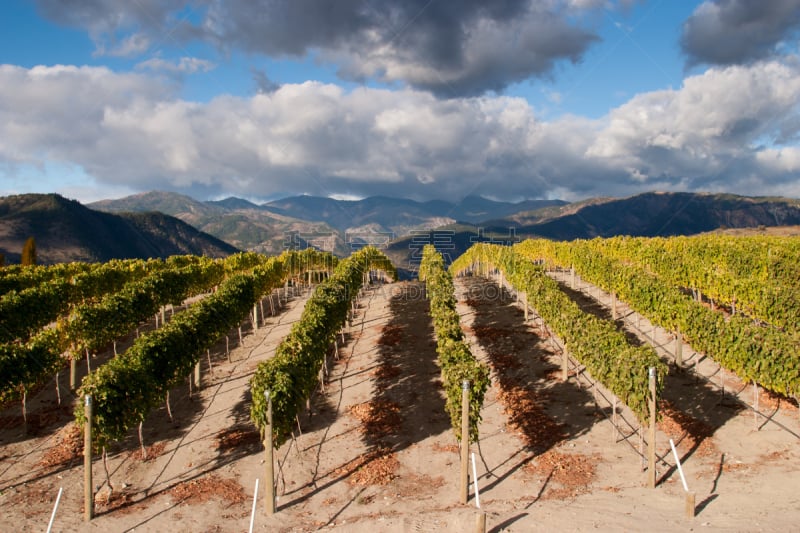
[1, 0, 800, 203]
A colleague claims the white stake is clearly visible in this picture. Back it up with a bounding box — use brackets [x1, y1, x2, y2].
[669, 439, 689, 492]
[471, 452, 481, 509]
[249, 478, 260, 533]
[46, 487, 63, 533]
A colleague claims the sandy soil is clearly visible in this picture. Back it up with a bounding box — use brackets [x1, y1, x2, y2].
[1, 277, 799, 532]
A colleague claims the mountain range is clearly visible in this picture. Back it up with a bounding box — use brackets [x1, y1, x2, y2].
[90, 191, 565, 255]
[1, 190, 799, 266]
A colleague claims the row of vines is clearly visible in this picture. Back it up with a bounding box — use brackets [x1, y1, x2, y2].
[250, 246, 396, 447]
[419, 244, 489, 442]
[74, 249, 337, 448]
[515, 238, 800, 399]
[0, 256, 224, 405]
[563, 235, 800, 331]
[451, 243, 666, 423]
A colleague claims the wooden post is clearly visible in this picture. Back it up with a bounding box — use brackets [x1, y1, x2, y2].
[523, 292, 528, 321]
[253, 304, 259, 331]
[264, 391, 276, 515]
[753, 381, 760, 431]
[675, 330, 683, 368]
[648, 367, 657, 489]
[22, 391, 27, 435]
[460, 380, 470, 505]
[70, 359, 77, 390]
[686, 492, 696, 519]
[194, 361, 201, 390]
[639, 429, 645, 471]
[476, 511, 486, 532]
[561, 347, 569, 382]
[570, 266, 576, 289]
[84, 395, 93, 522]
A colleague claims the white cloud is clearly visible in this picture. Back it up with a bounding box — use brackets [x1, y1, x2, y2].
[1, 61, 799, 202]
[587, 60, 800, 188]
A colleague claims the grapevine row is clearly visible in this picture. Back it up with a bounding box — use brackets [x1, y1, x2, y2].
[59, 259, 225, 355]
[0, 250, 334, 408]
[516, 239, 800, 398]
[75, 250, 334, 448]
[0, 329, 62, 404]
[575, 235, 800, 331]
[0, 258, 163, 343]
[419, 245, 489, 442]
[0, 262, 95, 295]
[250, 247, 396, 447]
[451, 244, 666, 423]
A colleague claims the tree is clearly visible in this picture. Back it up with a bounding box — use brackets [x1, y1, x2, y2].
[21, 237, 37, 266]
[0, 253, 5, 267]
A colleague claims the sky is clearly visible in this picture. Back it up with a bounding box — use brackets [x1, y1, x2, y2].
[1, 0, 800, 204]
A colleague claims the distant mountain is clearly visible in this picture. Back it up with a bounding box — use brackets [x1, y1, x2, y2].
[486, 192, 800, 239]
[386, 192, 800, 277]
[93, 191, 554, 255]
[206, 197, 263, 210]
[0, 194, 237, 264]
[442, 196, 566, 223]
[92, 190, 220, 218]
[263, 194, 453, 235]
[264, 194, 565, 230]
[91, 191, 343, 255]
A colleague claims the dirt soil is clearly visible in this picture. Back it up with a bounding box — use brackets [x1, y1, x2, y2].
[1, 278, 800, 532]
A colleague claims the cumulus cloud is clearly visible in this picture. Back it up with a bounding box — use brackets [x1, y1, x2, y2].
[587, 60, 800, 191]
[33, 0, 613, 97]
[682, 0, 800, 66]
[1, 62, 799, 201]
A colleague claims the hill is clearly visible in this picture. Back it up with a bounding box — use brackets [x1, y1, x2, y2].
[92, 191, 344, 255]
[489, 191, 800, 238]
[0, 193, 238, 264]
[264, 194, 564, 230]
[91, 192, 559, 255]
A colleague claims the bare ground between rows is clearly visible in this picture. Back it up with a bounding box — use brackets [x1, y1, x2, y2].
[458, 274, 800, 531]
[546, 269, 800, 470]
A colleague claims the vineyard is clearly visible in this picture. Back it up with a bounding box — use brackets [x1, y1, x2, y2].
[1, 237, 799, 531]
